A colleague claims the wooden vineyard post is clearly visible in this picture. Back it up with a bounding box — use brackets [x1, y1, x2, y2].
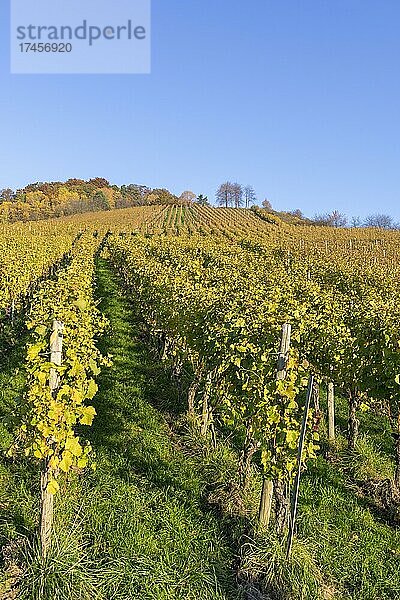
[200, 372, 213, 437]
[276, 324, 291, 380]
[49, 319, 63, 392]
[258, 323, 291, 530]
[286, 374, 314, 558]
[40, 319, 63, 559]
[40, 461, 54, 560]
[11, 299, 15, 325]
[312, 378, 320, 414]
[258, 480, 274, 529]
[327, 382, 335, 442]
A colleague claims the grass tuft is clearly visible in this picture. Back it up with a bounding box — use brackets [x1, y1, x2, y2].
[17, 533, 102, 600]
[239, 533, 323, 600]
[340, 434, 394, 482]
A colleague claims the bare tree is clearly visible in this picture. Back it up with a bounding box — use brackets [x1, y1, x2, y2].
[313, 213, 331, 226]
[314, 210, 347, 227]
[364, 214, 395, 229]
[330, 210, 347, 227]
[216, 182, 234, 208]
[289, 209, 304, 219]
[232, 183, 243, 208]
[351, 216, 362, 227]
[262, 198, 273, 211]
[244, 185, 257, 208]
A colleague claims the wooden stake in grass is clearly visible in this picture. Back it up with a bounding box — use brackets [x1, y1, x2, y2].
[40, 459, 54, 560]
[327, 381, 335, 442]
[258, 323, 291, 530]
[286, 374, 314, 558]
[40, 319, 63, 559]
[200, 372, 213, 437]
[258, 479, 274, 529]
[11, 299, 15, 325]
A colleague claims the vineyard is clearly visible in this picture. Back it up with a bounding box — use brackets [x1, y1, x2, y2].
[2, 204, 400, 600]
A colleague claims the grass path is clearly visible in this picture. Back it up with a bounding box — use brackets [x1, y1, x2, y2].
[64, 258, 242, 600]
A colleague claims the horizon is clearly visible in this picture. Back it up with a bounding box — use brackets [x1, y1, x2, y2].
[3, 176, 400, 226]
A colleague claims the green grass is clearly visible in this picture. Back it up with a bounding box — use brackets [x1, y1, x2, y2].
[0, 324, 40, 599]
[239, 451, 400, 600]
[239, 385, 400, 600]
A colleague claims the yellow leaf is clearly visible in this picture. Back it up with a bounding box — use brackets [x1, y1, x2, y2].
[86, 379, 98, 400]
[47, 479, 60, 495]
[59, 450, 74, 472]
[77, 456, 88, 469]
[65, 436, 82, 457]
[35, 325, 47, 337]
[27, 344, 42, 360]
[75, 298, 88, 311]
[80, 406, 96, 426]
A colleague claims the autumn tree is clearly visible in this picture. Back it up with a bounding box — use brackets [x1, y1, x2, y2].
[180, 191, 197, 204]
[232, 183, 243, 208]
[92, 191, 111, 211]
[0, 188, 14, 203]
[88, 178, 110, 188]
[146, 188, 179, 205]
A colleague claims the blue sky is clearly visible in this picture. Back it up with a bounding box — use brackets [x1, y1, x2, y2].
[1, 0, 400, 219]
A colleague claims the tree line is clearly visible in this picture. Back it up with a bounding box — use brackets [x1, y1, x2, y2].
[312, 210, 400, 229]
[0, 180, 210, 224]
[1, 177, 398, 229]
